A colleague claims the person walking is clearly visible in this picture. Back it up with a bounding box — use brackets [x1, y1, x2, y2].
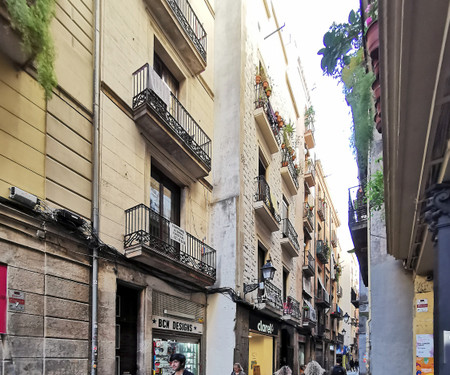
[330, 363, 347, 375]
[169, 353, 194, 375]
[231, 363, 246, 375]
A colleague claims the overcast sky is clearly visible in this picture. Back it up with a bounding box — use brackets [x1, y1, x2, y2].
[288, 0, 361, 250]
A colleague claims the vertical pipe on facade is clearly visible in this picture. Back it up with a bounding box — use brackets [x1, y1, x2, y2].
[91, 0, 101, 373]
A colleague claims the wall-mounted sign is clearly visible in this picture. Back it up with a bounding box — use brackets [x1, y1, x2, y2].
[417, 299, 428, 312]
[416, 334, 434, 374]
[249, 313, 279, 336]
[152, 315, 202, 335]
[169, 223, 186, 246]
[8, 290, 25, 312]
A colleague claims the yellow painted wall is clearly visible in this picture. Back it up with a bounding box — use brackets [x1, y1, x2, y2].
[248, 333, 273, 375]
[0, 54, 46, 200]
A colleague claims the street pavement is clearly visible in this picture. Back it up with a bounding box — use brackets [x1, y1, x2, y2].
[347, 371, 359, 375]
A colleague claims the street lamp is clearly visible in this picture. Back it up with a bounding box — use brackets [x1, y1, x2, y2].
[243, 258, 276, 295]
[343, 312, 350, 323]
[342, 328, 346, 335]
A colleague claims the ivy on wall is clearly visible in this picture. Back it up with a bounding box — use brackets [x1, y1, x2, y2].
[6, 0, 57, 98]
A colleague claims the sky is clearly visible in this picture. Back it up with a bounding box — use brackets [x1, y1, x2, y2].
[287, 0, 361, 251]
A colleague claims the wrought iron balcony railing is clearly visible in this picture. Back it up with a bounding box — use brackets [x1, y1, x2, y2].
[132, 64, 211, 169]
[254, 84, 282, 144]
[255, 176, 281, 223]
[166, 0, 207, 62]
[124, 204, 216, 278]
[283, 296, 301, 320]
[316, 286, 330, 307]
[316, 239, 330, 264]
[281, 149, 299, 189]
[261, 280, 283, 311]
[331, 229, 337, 247]
[303, 301, 317, 326]
[331, 303, 343, 319]
[303, 202, 314, 232]
[348, 185, 368, 225]
[281, 218, 300, 252]
[317, 198, 326, 222]
[303, 251, 315, 278]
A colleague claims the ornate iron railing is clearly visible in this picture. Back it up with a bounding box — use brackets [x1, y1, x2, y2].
[281, 149, 299, 189]
[316, 239, 329, 264]
[132, 64, 211, 169]
[305, 159, 315, 176]
[316, 285, 330, 306]
[283, 296, 301, 320]
[317, 198, 326, 221]
[255, 176, 281, 223]
[303, 202, 314, 231]
[304, 251, 315, 274]
[281, 218, 300, 252]
[124, 204, 216, 278]
[166, 0, 207, 61]
[331, 229, 337, 247]
[254, 84, 282, 144]
[348, 185, 368, 225]
[261, 281, 283, 311]
[303, 304, 317, 323]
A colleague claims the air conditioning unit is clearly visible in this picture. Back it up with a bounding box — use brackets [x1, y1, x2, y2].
[9, 187, 39, 208]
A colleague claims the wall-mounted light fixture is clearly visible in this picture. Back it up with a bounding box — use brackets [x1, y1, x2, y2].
[342, 328, 347, 335]
[343, 312, 350, 323]
[243, 258, 276, 295]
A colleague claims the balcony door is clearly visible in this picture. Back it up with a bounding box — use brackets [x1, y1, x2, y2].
[150, 166, 181, 249]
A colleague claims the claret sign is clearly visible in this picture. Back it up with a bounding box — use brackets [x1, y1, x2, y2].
[249, 314, 279, 336]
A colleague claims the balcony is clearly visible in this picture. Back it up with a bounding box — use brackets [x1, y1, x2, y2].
[304, 123, 315, 150]
[331, 229, 337, 247]
[337, 285, 343, 298]
[259, 281, 283, 317]
[254, 176, 281, 232]
[281, 218, 300, 257]
[132, 64, 211, 181]
[303, 202, 314, 234]
[283, 296, 301, 325]
[303, 251, 315, 278]
[316, 286, 330, 308]
[351, 286, 359, 308]
[330, 303, 343, 319]
[302, 276, 313, 298]
[281, 149, 299, 195]
[0, 5, 32, 65]
[316, 240, 330, 264]
[348, 185, 368, 286]
[317, 324, 326, 337]
[302, 300, 317, 329]
[254, 85, 281, 154]
[317, 198, 326, 222]
[304, 160, 316, 188]
[145, 0, 207, 74]
[124, 204, 216, 287]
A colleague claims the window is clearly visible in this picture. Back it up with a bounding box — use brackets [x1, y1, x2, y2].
[281, 196, 289, 220]
[154, 53, 179, 97]
[258, 243, 266, 283]
[283, 269, 288, 301]
[150, 165, 181, 224]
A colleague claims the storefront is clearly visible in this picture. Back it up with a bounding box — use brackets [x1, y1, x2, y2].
[248, 313, 279, 375]
[152, 316, 203, 375]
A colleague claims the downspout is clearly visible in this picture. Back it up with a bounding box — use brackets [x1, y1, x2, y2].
[91, 0, 101, 372]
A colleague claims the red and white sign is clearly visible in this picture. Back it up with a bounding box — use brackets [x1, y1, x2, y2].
[417, 299, 428, 312]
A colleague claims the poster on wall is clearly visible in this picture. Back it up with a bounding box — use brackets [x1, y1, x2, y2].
[416, 334, 434, 375]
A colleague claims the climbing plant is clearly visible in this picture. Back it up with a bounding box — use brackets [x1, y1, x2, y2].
[365, 157, 384, 212]
[6, 0, 57, 98]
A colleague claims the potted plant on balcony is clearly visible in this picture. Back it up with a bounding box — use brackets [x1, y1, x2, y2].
[4, 0, 58, 98]
[256, 65, 266, 84]
[265, 86, 272, 97]
[365, 1, 379, 58]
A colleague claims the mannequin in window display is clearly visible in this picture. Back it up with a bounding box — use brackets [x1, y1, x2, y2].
[169, 353, 194, 375]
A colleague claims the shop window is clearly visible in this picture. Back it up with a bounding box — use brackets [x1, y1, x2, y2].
[153, 337, 199, 375]
[0, 264, 6, 334]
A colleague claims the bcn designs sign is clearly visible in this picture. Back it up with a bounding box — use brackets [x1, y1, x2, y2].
[152, 315, 203, 335]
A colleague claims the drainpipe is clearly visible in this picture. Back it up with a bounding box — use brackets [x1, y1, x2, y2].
[424, 183, 450, 375]
[91, 0, 101, 373]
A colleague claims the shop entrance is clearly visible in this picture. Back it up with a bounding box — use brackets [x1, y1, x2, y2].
[116, 284, 140, 375]
[248, 332, 274, 375]
[280, 329, 293, 369]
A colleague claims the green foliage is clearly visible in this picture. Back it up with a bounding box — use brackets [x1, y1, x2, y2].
[344, 50, 375, 177]
[304, 105, 315, 128]
[6, 0, 57, 98]
[366, 158, 384, 212]
[317, 9, 362, 78]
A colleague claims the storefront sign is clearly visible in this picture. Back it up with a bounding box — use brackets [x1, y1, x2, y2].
[152, 315, 203, 334]
[298, 334, 307, 343]
[8, 290, 25, 312]
[249, 314, 278, 336]
[417, 298, 428, 312]
[169, 223, 186, 246]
